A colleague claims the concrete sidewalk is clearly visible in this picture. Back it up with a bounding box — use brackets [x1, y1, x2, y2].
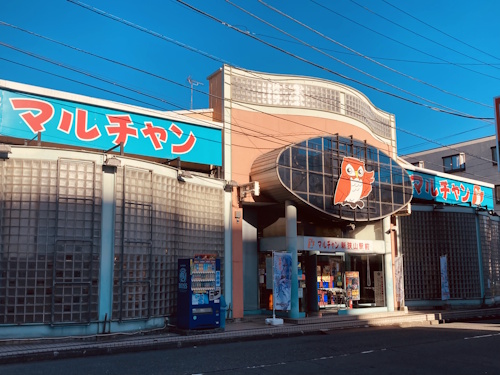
[1, 307, 499, 364]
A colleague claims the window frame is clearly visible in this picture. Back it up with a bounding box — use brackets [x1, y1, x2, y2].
[495, 185, 500, 204]
[442, 154, 465, 173]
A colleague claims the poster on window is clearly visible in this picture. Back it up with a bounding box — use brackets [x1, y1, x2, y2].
[345, 271, 360, 301]
[440, 255, 450, 301]
[273, 252, 292, 311]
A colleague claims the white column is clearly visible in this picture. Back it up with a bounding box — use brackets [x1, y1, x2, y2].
[98, 167, 116, 332]
[382, 217, 395, 312]
[285, 200, 299, 319]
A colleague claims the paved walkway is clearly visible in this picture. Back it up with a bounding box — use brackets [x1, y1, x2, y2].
[1, 307, 499, 364]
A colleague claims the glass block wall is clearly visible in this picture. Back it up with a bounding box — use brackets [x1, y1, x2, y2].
[0, 155, 224, 326]
[399, 210, 481, 301]
[478, 215, 500, 299]
[112, 166, 225, 320]
[0, 158, 101, 324]
[232, 75, 392, 139]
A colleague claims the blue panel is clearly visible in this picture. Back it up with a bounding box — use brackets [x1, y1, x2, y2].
[0, 89, 222, 166]
[407, 170, 494, 210]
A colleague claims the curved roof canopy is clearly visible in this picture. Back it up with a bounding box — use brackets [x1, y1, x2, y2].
[250, 135, 412, 222]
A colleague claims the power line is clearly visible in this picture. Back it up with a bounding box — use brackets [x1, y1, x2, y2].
[254, 0, 492, 109]
[349, 0, 500, 72]
[381, 0, 500, 63]
[258, 32, 500, 66]
[5, 4, 497, 171]
[3, 45, 497, 180]
[61, 1, 498, 166]
[398, 124, 495, 153]
[311, 0, 500, 82]
[175, 0, 493, 120]
[62, 0, 496, 126]
[67, 0, 232, 66]
[0, 49, 291, 150]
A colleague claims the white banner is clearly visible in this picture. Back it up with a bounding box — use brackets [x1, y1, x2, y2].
[395, 256, 404, 304]
[440, 255, 450, 301]
[273, 252, 292, 311]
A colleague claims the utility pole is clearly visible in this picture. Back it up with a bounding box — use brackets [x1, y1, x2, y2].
[187, 76, 204, 110]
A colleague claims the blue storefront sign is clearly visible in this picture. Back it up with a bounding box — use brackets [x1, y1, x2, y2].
[407, 170, 494, 210]
[0, 88, 222, 166]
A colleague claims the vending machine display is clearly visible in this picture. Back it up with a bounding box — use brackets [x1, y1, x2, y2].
[177, 256, 221, 330]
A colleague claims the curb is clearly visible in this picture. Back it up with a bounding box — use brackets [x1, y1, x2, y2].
[1, 308, 500, 364]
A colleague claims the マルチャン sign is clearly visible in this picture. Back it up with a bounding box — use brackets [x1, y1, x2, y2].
[0, 87, 222, 166]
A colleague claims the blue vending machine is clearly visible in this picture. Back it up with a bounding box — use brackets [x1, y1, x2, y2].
[177, 256, 221, 330]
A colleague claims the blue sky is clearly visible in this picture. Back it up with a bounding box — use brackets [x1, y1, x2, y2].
[1, 0, 499, 155]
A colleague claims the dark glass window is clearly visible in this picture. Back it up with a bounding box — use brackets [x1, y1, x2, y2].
[278, 166, 290, 188]
[308, 172, 323, 194]
[378, 165, 392, 184]
[308, 149, 323, 172]
[279, 148, 290, 167]
[308, 138, 322, 151]
[292, 170, 307, 192]
[291, 146, 307, 169]
[309, 195, 324, 210]
[275, 135, 412, 221]
[393, 186, 405, 205]
[491, 147, 497, 166]
[324, 175, 334, 197]
[323, 151, 333, 174]
[443, 154, 465, 172]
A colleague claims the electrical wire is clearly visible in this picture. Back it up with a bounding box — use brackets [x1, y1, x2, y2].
[62, 0, 493, 134]
[255, 0, 492, 110]
[175, 0, 493, 120]
[381, 0, 500, 62]
[2, 50, 497, 187]
[4, 3, 497, 173]
[258, 32, 500, 66]
[348, 0, 500, 72]
[312, 0, 500, 82]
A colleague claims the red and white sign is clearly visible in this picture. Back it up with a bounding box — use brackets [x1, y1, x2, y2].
[304, 236, 385, 254]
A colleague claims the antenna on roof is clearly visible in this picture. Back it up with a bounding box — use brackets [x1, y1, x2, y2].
[187, 76, 204, 110]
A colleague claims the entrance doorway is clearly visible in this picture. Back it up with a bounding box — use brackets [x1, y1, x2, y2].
[347, 254, 385, 307]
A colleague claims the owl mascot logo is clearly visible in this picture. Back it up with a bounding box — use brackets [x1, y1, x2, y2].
[334, 157, 374, 209]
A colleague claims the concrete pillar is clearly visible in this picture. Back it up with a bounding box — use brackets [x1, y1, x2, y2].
[382, 216, 395, 312]
[285, 200, 299, 319]
[231, 190, 243, 319]
[98, 166, 116, 332]
[224, 190, 233, 318]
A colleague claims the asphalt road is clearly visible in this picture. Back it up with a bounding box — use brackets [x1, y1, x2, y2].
[1, 319, 499, 375]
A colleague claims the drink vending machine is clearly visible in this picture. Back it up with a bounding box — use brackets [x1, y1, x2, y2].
[177, 256, 221, 330]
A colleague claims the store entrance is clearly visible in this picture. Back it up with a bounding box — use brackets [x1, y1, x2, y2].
[347, 254, 385, 307]
[257, 251, 386, 314]
[316, 255, 345, 309]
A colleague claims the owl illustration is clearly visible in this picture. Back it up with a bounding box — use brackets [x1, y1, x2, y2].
[472, 185, 484, 206]
[334, 157, 375, 209]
